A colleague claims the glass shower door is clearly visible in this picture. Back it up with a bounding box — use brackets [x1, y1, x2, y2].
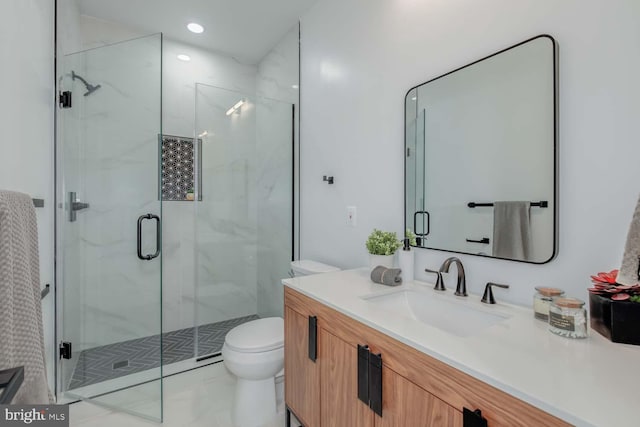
[56, 34, 163, 421]
[192, 84, 293, 359]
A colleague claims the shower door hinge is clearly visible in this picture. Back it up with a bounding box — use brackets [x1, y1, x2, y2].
[59, 91, 72, 109]
[59, 342, 72, 360]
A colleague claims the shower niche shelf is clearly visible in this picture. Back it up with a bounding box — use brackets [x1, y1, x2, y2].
[160, 134, 202, 201]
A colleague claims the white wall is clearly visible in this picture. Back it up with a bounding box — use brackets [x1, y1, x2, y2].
[300, 0, 640, 307]
[0, 0, 55, 392]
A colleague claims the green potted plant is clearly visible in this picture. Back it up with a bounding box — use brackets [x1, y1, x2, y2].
[366, 229, 402, 271]
[186, 187, 195, 201]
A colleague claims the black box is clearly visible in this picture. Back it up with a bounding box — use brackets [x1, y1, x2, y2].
[589, 293, 640, 346]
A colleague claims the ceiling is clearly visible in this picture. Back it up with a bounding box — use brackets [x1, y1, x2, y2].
[79, 0, 317, 64]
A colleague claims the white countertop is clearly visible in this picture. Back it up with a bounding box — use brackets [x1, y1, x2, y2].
[283, 268, 640, 427]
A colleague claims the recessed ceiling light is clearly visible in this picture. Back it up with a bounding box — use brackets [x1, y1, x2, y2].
[187, 22, 204, 34]
[411, 96, 417, 101]
[177, 54, 191, 62]
[292, 85, 299, 89]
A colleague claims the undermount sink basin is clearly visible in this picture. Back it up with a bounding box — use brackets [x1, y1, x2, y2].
[362, 288, 510, 337]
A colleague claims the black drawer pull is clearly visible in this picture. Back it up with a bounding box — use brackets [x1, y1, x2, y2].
[357, 344, 370, 405]
[308, 316, 317, 362]
[368, 352, 383, 416]
[463, 408, 488, 427]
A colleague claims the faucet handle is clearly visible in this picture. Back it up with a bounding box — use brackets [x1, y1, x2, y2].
[481, 282, 510, 304]
[425, 268, 446, 291]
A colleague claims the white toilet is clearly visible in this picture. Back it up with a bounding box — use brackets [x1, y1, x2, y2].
[222, 260, 340, 427]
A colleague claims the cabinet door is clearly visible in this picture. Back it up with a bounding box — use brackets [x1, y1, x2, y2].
[375, 366, 461, 427]
[320, 329, 373, 427]
[285, 306, 320, 427]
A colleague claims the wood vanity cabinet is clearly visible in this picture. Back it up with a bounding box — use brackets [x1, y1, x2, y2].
[319, 329, 372, 427]
[284, 287, 572, 427]
[284, 306, 321, 427]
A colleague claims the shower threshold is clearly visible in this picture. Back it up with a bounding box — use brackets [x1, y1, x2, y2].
[67, 314, 259, 390]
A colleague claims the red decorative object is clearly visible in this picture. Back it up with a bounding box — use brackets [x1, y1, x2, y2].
[588, 269, 640, 298]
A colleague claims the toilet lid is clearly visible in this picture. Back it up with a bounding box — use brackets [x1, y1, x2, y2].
[225, 317, 284, 353]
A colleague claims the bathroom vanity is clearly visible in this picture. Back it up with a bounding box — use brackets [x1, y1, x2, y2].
[283, 269, 640, 426]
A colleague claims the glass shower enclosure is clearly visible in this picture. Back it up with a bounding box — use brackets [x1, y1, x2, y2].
[56, 34, 164, 421]
[55, 33, 295, 423]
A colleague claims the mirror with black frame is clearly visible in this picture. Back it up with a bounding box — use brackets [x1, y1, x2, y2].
[405, 35, 557, 264]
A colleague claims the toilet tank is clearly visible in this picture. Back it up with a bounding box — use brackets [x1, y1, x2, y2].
[290, 260, 340, 277]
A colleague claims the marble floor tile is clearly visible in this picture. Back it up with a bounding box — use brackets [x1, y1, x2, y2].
[69, 363, 293, 427]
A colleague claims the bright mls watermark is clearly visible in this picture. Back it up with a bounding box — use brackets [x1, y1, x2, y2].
[0, 405, 69, 426]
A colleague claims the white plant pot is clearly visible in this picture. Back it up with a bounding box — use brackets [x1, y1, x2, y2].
[369, 254, 395, 272]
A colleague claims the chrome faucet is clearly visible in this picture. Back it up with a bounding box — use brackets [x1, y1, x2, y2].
[439, 257, 467, 297]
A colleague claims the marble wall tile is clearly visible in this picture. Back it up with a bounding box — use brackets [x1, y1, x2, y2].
[255, 26, 299, 318]
[161, 38, 258, 334]
[194, 84, 259, 326]
[58, 16, 298, 356]
[58, 34, 163, 353]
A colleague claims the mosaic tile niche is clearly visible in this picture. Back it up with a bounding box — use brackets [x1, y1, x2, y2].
[161, 135, 201, 201]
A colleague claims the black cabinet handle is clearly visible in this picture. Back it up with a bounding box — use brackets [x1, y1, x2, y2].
[137, 214, 161, 260]
[308, 316, 317, 362]
[357, 344, 370, 405]
[463, 408, 488, 427]
[368, 352, 383, 417]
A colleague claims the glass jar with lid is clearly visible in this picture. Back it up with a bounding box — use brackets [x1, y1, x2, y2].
[548, 297, 588, 339]
[533, 287, 565, 321]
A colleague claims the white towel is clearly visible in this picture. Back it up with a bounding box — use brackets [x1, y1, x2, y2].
[618, 194, 640, 285]
[492, 201, 532, 261]
[0, 190, 52, 403]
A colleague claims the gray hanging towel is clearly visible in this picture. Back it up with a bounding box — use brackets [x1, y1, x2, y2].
[617, 194, 640, 285]
[492, 201, 532, 261]
[0, 190, 52, 403]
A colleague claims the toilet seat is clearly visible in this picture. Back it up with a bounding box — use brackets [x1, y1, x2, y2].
[225, 317, 284, 353]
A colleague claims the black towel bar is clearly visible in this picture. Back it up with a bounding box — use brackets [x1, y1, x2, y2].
[467, 201, 548, 208]
[466, 237, 490, 244]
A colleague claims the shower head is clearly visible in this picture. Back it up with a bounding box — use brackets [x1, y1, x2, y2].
[71, 70, 101, 96]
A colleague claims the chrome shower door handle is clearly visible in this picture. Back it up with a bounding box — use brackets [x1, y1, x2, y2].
[137, 213, 161, 260]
